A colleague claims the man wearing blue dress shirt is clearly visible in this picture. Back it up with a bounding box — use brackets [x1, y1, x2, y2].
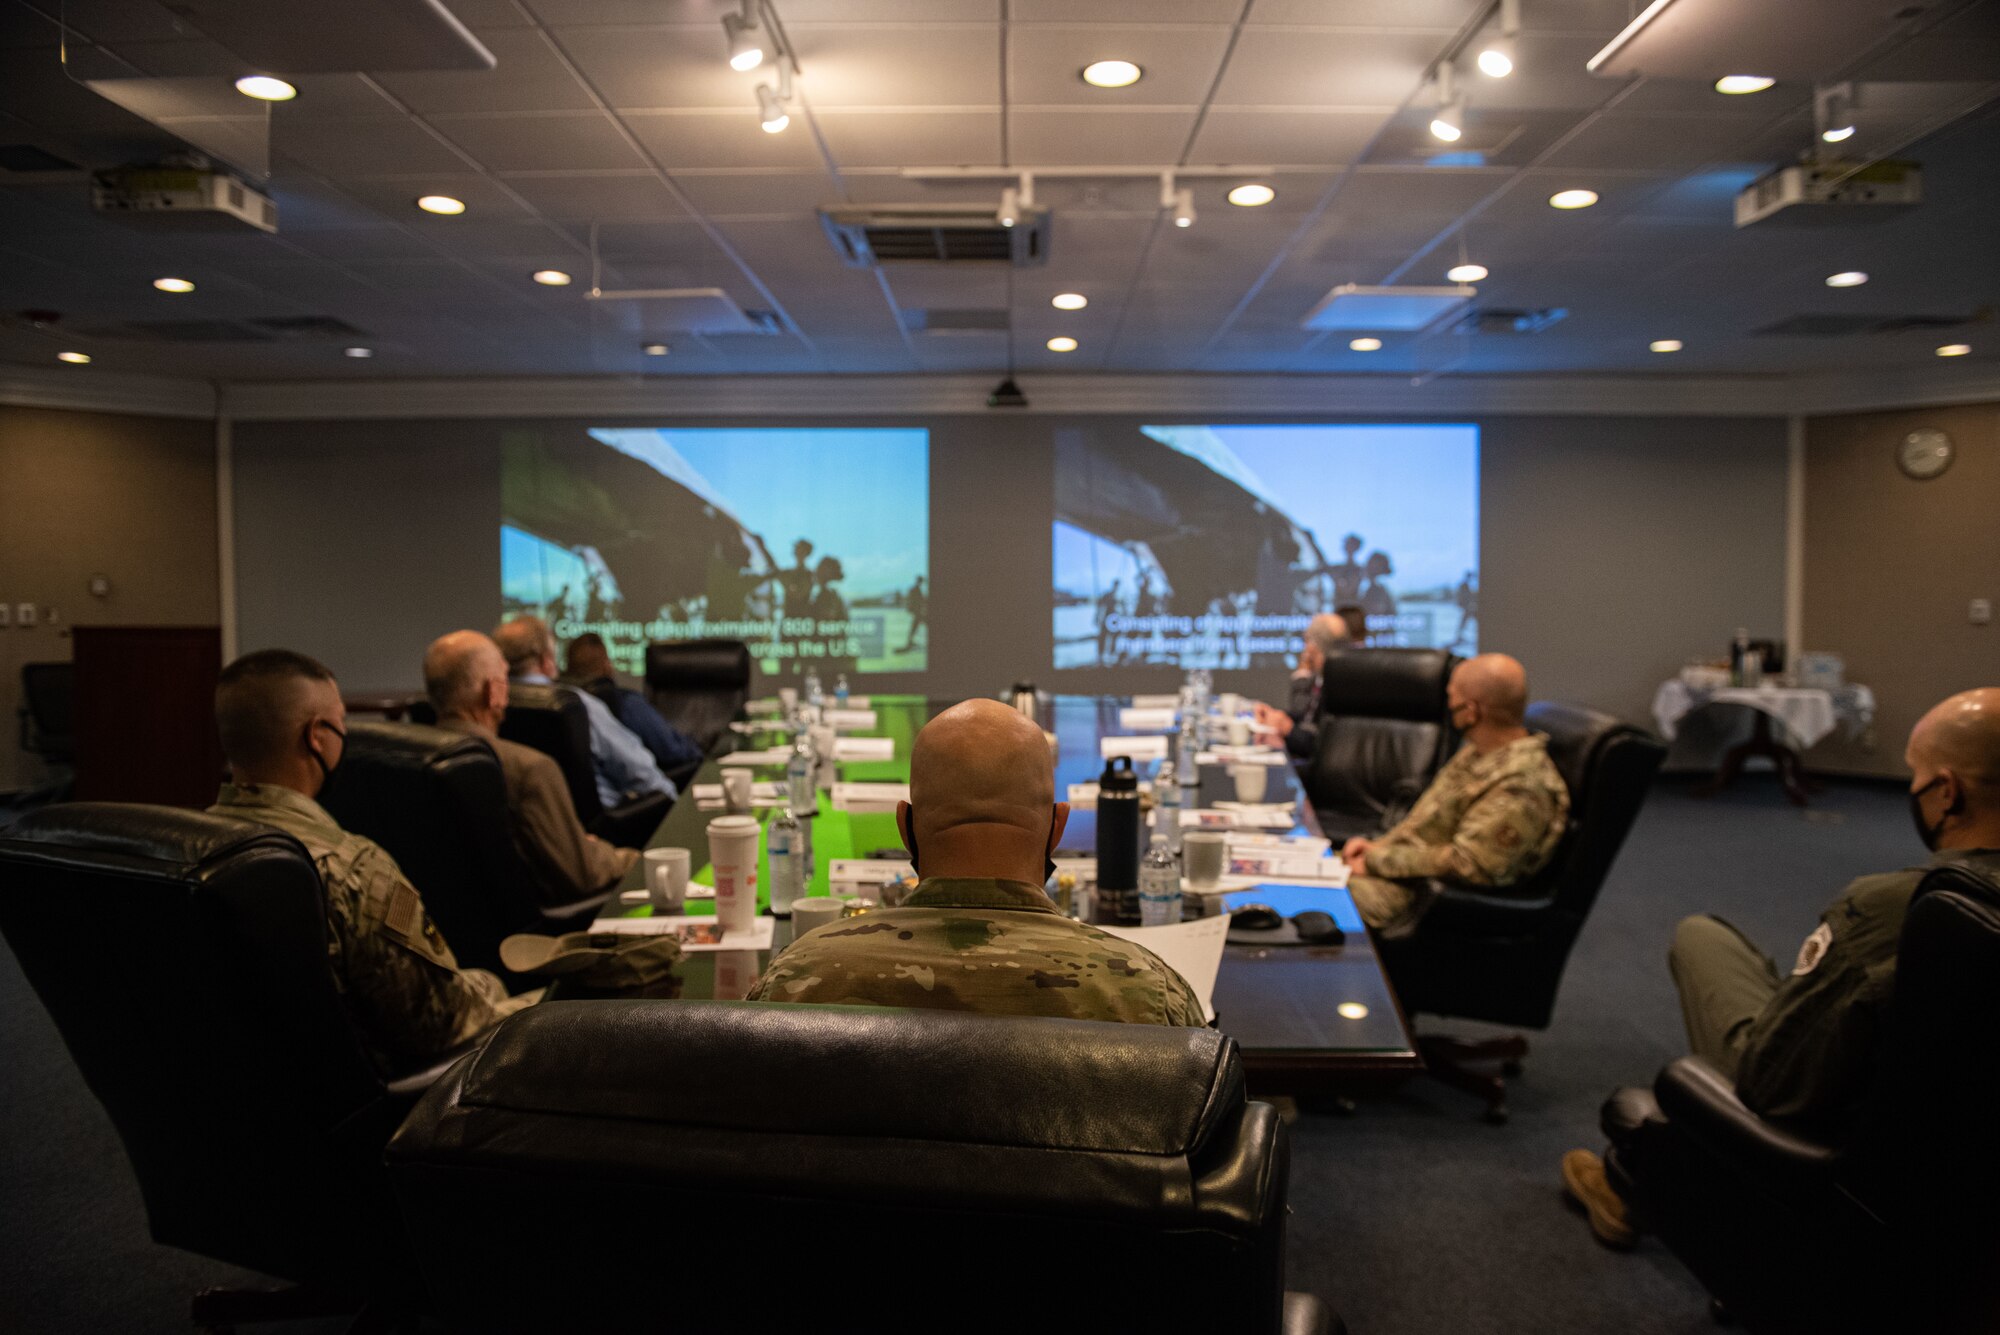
[492, 616, 676, 809]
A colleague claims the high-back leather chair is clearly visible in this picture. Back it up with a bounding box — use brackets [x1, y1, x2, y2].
[320, 720, 610, 982]
[497, 681, 669, 849]
[1602, 859, 2000, 1333]
[1304, 647, 1459, 839]
[0, 804, 448, 1327]
[1377, 701, 1666, 1120]
[388, 1001, 1339, 1335]
[18, 660, 75, 765]
[643, 638, 751, 754]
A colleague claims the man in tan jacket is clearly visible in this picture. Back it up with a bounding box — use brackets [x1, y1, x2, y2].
[422, 630, 636, 905]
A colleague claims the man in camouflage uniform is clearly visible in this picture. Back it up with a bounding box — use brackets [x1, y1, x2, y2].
[1562, 687, 2000, 1249]
[207, 649, 532, 1075]
[1341, 653, 1570, 930]
[749, 699, 1206, 1026]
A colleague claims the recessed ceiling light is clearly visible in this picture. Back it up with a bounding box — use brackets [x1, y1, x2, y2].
[1935, 343, 1972, 357]
[532, 270, 572, 286]
[1714, 75, 1775, 95]
[153, 276, 195, 293]
[1227, 183, 1275, 207]
[1051, 292, 1088, 311]
[416, 194, 466, 215]
[1650, 339, 1682, 353]
[1081, 60, 1142, 88]
[1549, 188, 1598, 209]
[1822, 124, 1856, 143]
[1446, 263, 1488, 283]
[1047, 336, 1078, 352]
[57, 351, 91, 364]
[343, 346, 374, 358]
[642, 342, 670, 356]
[234, 75, 296, 101]
[1349, 337, 1383, 352]
[1825, 271, 1868, 288]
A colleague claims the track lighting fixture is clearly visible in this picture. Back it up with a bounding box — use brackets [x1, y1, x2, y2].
[998, 186, 1019, 228]
[1430, 63, 1465, 142]
[1476, 0, 1519, 77]
[757, 80, 789, 134]
[723, 3, 765, 71]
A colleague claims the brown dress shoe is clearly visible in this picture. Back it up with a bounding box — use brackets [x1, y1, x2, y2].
[1561, 1149, 1637, 1250]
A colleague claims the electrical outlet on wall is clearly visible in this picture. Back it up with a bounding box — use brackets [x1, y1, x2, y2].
[1973, 598, 1993, 626]
[16, 602, 37, 627]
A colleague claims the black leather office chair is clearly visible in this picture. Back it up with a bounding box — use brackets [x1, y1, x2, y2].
[321, 721, 610, 983]
[388, 1001, 1341, 1335]
[497, 681, 670, 849]
[1304, 647, 1459, 841]
[0, 804, 455, 1329]
[1602, 860, 2000, 1333]
[1377, 701, 1666, 1120]
[643, 637, 751, 755]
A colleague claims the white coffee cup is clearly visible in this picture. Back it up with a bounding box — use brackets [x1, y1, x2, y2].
[778, 686, 799, 712]
[722, 769, 754, 814]
[1183, 830, 1228, 888]
[1230, 764, 1269, 804]
[712, 949, 760, 1001]
[1227, 716, 1252, 747]
[644, 847, 691, 914]
[707, 814, 761, 935]
[791, 895, 848, 935]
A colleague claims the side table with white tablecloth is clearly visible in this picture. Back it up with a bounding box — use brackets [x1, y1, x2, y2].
[1651, 680, 1875, 806]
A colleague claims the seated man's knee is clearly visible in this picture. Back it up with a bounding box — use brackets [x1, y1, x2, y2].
[1669, 913, 1728, 971]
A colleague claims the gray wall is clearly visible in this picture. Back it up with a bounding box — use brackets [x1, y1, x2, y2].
[1801, 400, 2000, 777]
[233, 412, 1789, 731]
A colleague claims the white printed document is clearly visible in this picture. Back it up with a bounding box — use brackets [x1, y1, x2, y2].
[1096, 914, 1231, 1024]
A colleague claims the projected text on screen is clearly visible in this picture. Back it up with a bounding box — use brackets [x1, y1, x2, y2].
[503, 426, 930, 675]
[1053, 423, 1479, 669]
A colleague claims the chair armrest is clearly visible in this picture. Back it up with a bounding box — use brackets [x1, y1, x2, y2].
[1418, 884, 1560, 936]
[1654, 1057, 1841, 1193]
[1283, 1292, 1339, 1335]
[384, 1038, 482, 1100]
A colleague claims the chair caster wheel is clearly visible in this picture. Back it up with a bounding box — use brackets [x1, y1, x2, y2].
[1483, 1104, 1510, 1125]
[1501, 1059, 1524, 1077]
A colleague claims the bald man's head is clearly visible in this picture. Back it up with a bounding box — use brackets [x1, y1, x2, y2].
[1909, 688, 2000, 799]
[1305, 613, 1350, 656]
[424, 630, 508, 719]
[1450, 653, 1530, 732]
[901, 699, 1067, 882]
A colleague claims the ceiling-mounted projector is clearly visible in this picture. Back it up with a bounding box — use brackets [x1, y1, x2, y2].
[1734, 156, 1921, 228]
[92, 155, 276, 233]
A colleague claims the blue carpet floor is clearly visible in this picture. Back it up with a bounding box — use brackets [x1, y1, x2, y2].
[0, 775, 1917, 1333]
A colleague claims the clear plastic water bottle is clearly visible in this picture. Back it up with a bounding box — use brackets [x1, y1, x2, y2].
[834, 672, 850, 707]
[1138, 834, 1182, 927]
[804, 670, 824, 711]
[768, 807, 803, 916]
[1155, 758, 1183, 858]
[787, 733, 815, 817]
[1177, 709, 1198, 774]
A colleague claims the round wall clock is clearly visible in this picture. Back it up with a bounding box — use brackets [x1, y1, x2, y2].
[1897, 428, 1954, 480]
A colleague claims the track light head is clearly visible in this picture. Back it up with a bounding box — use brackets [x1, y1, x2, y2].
[757, 82, 789, 133]
[1476, 34, 1514, 78]
[723, 11, 765, 71]
[998, 186, 1020, 228]
[1172, 188, 1195, 229]
[1430, 99, 1465, 141]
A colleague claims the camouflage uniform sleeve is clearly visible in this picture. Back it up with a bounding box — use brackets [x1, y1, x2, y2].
[1364, 777, 1561, 886]
[1156, 956, 1210, 1027]
[331, 841, 519, 1069]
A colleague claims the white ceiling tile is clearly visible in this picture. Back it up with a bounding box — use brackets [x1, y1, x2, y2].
[623, 110, 826, 169]
[552, 24, 758, 110]
[274, 116, 474, 176]
[1213, 29, 1442, 106]
[1009, 109, 1198, 165]
[1189, 108, 1387, 165]
[431, 111, 647, 171]
[374, 29, 596, 114]
[812, 109, 1002, 168]
[277, 74, 401, 120]
[1247, 1, 1478, 28]
[331, 173, 539, 220]
[788, 24, 1000, 106]
[499, 171, 689, 220]
[673, 172, 832, 214]
[1015, 0, 1241, 19]
[1008, 25, 1231, 106]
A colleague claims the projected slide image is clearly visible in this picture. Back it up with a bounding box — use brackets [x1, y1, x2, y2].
[1054, 423, 1479, 670]
[503, 426, 929, 675]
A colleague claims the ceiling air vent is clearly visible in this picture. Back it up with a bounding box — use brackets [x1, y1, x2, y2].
[902, 308, 1010, 336]
[80, 315, 369, 342]
[820, 204, 1049, 268]
[1301, 284, 1476, 332]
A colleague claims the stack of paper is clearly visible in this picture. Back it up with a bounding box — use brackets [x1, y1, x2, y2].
[718, 747, 792, 768]
[1095, 915, 1230, 1023]
[1117, 706, 1180, 731]
[829, 857, 914, 890]
[1130, 693, 1182, 709]
[587, 913, 775, 951]
[834, 736, 894, 761]
[832, 781, 910, 812]
[1197, 746, 1287, 766]
[1065, 780, 1154, 809]
[822, 707, 878, 730]
[1099, 734, 1169, 760]
[693, 780, 787, 811]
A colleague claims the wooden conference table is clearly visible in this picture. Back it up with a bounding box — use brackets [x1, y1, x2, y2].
[612, 693, 1419, 1099]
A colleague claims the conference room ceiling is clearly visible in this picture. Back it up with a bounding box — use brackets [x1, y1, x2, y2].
[2, 0, 1998, 383]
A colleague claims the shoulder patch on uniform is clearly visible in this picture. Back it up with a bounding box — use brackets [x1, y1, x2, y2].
[1791, 921, 1834, 977]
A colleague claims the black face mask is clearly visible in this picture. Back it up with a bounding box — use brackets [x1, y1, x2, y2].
[1909, 775, 1960, 852]
[902, 805, 1060, 883]
[309, 721, 346, 784]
